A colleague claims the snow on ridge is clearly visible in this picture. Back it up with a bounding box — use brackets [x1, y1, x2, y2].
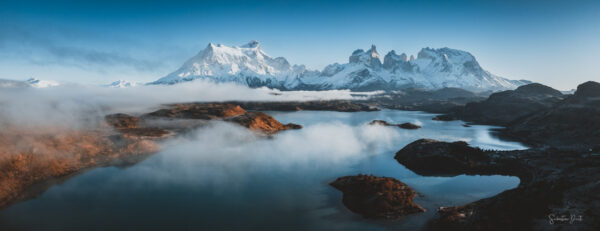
[26, 78, 60, 88]
[0, 78, 60, 88]
[151, 41, 529, 92]
[105, 80, 139, 88]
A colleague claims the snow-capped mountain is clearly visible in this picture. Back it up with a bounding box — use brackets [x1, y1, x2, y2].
[105, 80, 139, 88]
[151, 41, 529, 92]
[25, 78, 60, 88]
[0, 78, 59, 88]
[151, 41, 315, 89]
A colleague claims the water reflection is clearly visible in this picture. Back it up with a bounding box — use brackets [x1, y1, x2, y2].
[0, 110, 523, 231]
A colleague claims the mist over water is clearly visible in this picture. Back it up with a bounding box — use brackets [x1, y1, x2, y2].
[0, 110, 524, 231]
[0, 80, 376, 128]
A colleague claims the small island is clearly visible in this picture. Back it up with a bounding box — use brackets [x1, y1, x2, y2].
[369, 120, 422, 129]
[329, 174, 426, 219]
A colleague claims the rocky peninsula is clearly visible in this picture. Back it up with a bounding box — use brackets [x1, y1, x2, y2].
[0, 103, 300, 209]
[395, 139, 599, 231]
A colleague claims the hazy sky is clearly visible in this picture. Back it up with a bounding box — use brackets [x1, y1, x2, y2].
[1, 0, 598, 90]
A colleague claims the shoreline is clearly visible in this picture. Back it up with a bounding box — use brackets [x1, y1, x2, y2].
[394, 139, 599, 230]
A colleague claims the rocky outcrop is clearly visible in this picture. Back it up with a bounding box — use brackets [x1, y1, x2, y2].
[369, 120, 392, 126]
[395, 139, 600, 231]
[329, 174, 425, 219]
[449, 83, 565, 126]
[399, 123, 421, 129]
[503, 81, 600, 149]
[226, 112, 301, 134]
[572, 81, 600, 98]
[143, 103, 247, 119]
[141, 103, 302, 134]
[394, 139, 505, 176]
[369, 120, 421, 129]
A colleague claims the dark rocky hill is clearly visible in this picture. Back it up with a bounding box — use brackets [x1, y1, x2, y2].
[450, 83, 565, 126]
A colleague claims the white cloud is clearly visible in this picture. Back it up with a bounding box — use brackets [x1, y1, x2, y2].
[126, 121, 400, 186]
[0, 80, 376, 128]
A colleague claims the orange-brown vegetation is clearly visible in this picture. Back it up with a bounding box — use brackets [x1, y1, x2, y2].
[330, 174, 425, 219]
[143, 103, 247, 120]
[227, 112, 302, 134]
[0, 102, 301, 210]
[143, 103, 301, 134]
[105, 113, 172, 138]
[0, 127, 159, 209]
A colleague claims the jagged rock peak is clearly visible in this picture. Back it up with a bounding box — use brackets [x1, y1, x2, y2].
[151, 41, 530, 92]
[369, 45, 380, 59]
[383, 50, 410, 70]
[384, 50, 409, 62]
[206, 42, 218, 49]
[349, 45, 382, 67]
[385, 50, 408, 62]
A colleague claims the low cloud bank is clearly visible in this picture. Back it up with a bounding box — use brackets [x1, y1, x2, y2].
[0, 80, 377, 128]
[126, 121, 401, 186]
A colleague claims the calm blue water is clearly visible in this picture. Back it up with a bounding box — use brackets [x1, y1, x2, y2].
[0, 110, 525, 231]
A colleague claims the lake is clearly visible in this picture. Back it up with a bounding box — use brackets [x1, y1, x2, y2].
[0, 110, 526, 231]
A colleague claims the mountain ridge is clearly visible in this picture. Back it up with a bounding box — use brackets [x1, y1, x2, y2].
[0, 78, 59, 88]
[149, 41, 530, 92]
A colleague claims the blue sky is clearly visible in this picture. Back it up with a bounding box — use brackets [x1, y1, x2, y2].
[0, 0, 598, 90]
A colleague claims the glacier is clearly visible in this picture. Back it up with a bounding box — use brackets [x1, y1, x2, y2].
[150, 41, 529, 92]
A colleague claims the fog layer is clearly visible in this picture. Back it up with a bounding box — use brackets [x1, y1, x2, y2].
[0, 80, 376, 128]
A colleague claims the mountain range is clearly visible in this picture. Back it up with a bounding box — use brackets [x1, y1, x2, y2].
[0, 78, 59, 88]
[150, 41, 530, 92]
